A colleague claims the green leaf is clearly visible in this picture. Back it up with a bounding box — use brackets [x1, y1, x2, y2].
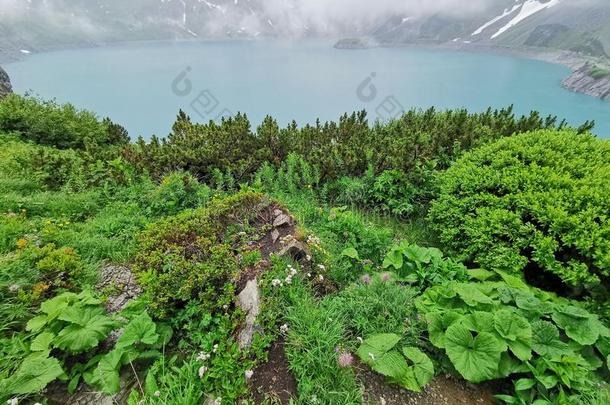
[494, 394, 518, 404]
[7, 353, 64, 394]
[371, 350, 409, 380]
[116, 312, 158, 349]
[382, 248, 403, 270]
[357, 334, 401, 366]
[514, 378, 535, 391]
[402, 347, 434, 390]
[426, 311, 462, 348]
[453, 283, 494, 306]
[495, 270, 528, 290]
[26, 315, 49, 333]
[31, 332, 55, 352]
[531, 321, 569, 357]
[493, 309, 532, 361]
[93, 349, 123, 394]
[444, 323, 504, 383]
[462, 311, 495, 334]
[468, 269, 495, 281]
[341, 247, 360, 260]
[68, 374, 81, 394]
[552, 310, 601, 345]
[54, 309, 115, 353]
[40, 292, 78, 319]
[58, 305, 106, 325]
[145, 370, 159, 396]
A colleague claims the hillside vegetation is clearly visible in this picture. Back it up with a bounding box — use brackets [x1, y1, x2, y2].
[0, 94, 608, 404]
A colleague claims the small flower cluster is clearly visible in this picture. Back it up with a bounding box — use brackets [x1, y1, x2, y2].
[271, 264, 299, 288]
[337, 351, 355, 368]
[280, 323, 289, 334]
[195, 344, 218, 379]
[306, 235, 321, 246]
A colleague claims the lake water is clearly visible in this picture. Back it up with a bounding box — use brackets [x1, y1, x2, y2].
[6, 40, 610, 139]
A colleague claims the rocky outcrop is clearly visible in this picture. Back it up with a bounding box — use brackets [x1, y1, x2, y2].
[0, 66, 12, 98]
[562, 63, 610, 100]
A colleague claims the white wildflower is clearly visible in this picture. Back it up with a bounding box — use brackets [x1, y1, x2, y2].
[198, 366, 208, 378]
[318, 275, 324, 282]
[307, 273, 311, 278]
[8, 284, 19, 293]
[285, 276, 292, 284]
[306, 255, 312, 261]
[290, 268, 298, 276]
[245, 369, 254, 380]
[196, 352, 210, 362]
[212, 344, 219, 353]
[271, 279, 282, 287]
[318, 264, 326, 271]
[280, 324, 289, 334]
[154, 391, 161, 397]
[214, 398, 222, 405]
[7, 399, 18, 405]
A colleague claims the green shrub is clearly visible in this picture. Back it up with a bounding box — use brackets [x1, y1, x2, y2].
[127, 107, 583, 184]
[145, 171, 211, 217]
[429, 130, 610, 299]
[0, 94, 129, 150]
[368, 170, 418, 217]
[133, 191, 269, 316]
[382, 242, 469, 289]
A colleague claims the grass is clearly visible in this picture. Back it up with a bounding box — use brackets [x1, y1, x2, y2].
[589, 66, 610, 79]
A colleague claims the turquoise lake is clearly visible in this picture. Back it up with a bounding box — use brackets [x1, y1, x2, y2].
[6, 40, 610, 139]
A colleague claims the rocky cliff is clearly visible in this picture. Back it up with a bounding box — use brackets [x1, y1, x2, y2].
[562, 64, 610, 101]
[0, 66, 12, 98]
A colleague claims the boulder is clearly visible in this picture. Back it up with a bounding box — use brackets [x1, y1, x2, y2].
[237, 278, 262, 349]
[0, 66, 12, 98]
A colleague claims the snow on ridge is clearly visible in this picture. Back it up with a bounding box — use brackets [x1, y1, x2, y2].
[471, 4, 521, 36]
[491, 0, 561, 40]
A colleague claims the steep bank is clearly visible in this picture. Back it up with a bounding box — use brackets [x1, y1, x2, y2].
[0, 66, 12, 98]
[562, 63, 610, 100]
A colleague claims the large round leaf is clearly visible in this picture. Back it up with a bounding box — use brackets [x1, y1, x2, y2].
[445, 323, 505, 382]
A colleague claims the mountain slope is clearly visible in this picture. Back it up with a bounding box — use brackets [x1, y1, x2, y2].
[372, 0, 610, 58]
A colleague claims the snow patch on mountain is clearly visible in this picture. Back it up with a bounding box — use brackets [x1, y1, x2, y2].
[471, 3, 521, 36]
[491, 0, 561, 39]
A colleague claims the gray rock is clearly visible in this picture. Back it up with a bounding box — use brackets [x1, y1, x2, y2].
[237, 278, 261, 349]
[273, 214, 292, 228]
[98, 264, 142, 313]
[271, 229, 280, 243]
[0, 66, 12, 99]
[278, 240, 311, 261]
[562, 63, 610, 100]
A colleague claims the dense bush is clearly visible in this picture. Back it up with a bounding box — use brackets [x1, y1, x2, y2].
[429, 130, 610, 299]
[0, 94, 129, 150]
[133, 191, 269, 316]
[125, 106, 585, 184]
[144, 171, 212, 217]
